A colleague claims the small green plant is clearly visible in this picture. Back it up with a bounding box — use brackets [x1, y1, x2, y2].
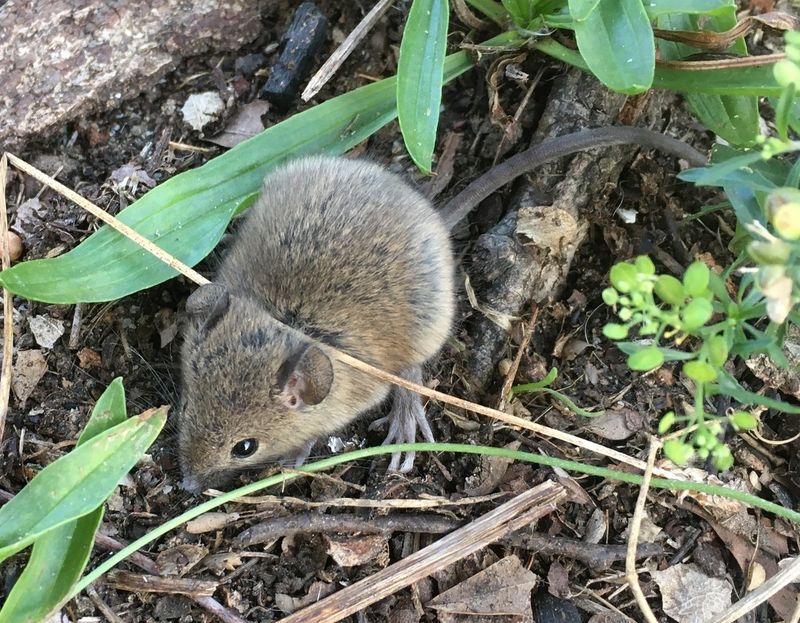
[0, 380, 166, 622]
[600, 31, 800, 469]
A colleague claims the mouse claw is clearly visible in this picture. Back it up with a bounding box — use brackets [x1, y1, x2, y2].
[280, 438, 317, 469]
[371, 367, 435, 473]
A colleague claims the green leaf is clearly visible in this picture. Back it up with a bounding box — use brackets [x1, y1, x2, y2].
[512, 367, 559, 392]
[603, 323, 629, 340]
[0, 379, 127, 623]
[656, 9, 758, 146]
[681, 297, 713, 330]
[0, 52, 477, 304]
[730, 410, 758, 431]
[609, 262, 638, 293]
[683, 261, 710, 297]
[644, 0, 730, 18]
[658, 411, 676, 434]
[713, 372, 800, 414]
[533, 37, 783, 97]
[465, 0, 509, 23]
[571, 0, 654, 94]
[569, 0, 600, 21]
[0, 407, 166, 563]
[663, 439, 694, 465]
[398, 0, 450, 173]
[501, 0, 535, 25]
[683, 360, 718, 382]
[628, 346, 664, 371]
[707, 334, 729, 367]
[654, 275, 686, 305]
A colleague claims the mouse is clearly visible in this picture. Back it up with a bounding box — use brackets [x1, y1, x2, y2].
[178, 126, 707, 493]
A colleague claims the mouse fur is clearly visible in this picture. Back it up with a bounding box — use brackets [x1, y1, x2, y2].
[179, 156, 454, 492]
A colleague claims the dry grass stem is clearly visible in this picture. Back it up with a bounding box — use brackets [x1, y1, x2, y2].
[0, 154, 13, 444]
[497, 305, 537, 412]
[625, 436, 660, 623]
[709, 556, 800, 623]
[302, 0, 395, 101]
[280, 481, 566, 623]
[205, 491, 507, 509]
[6, 154, 210, 286]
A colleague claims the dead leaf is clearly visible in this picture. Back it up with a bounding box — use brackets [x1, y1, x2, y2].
[651, 563, 731, 623]
[207, 100, 270, 148]
[155, 543, 209, 577]
[28, 314, 64, 349]
[324, 533, 388, 567]
[199, 552, 243, 575]
[12, 349, 47, 407]
[584, 405, 644, 441]
[428, 555, 537, 620]
[77, 347, 102, 369]
[516, 206, 579, 253]
[275, 581, 337, 614]
[463, 441, 521, 496]
[182, 91, 226, 133]
[547, 561, 570, 598]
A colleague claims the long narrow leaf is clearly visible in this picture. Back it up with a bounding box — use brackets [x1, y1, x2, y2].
[657, 9, 758, 146]
[0, 406, 166, 563]
[570, 0, 655, 94]
[645, 0, 730, 18]
[0, 380, 128, 623]
[0, 51, 477, 304]
[398, 0, 450, 173]
[533, 37, 783, 96]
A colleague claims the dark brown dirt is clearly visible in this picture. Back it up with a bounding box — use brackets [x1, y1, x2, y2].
[1, 2, 799, 622]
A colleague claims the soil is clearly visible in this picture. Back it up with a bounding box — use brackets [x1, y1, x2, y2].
[1, 1, 799, 622]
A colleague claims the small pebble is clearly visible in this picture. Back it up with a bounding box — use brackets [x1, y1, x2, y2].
[7, 230, 22, 261]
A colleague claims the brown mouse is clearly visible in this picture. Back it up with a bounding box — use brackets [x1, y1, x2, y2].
[178, 127, 707, 492]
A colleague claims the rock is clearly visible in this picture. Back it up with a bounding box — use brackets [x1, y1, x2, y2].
[0, 0, 263, 150]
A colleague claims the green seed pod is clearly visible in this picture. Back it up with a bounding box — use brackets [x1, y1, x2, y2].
[618, 307, 633, 321]
[654, 275, 685, 306]
[747, 240, 791, 265]
[681, 298, 713, 331]
[635, 255, 656, 275]
[658, 411, 676, 434]
[627, 346, 664, 371]
[610, 263, 638, 293]
[730, 410, 758, 431]
[683, 261, 710, 297]
[640, 321, 659, 335]
[603, 323, 629, 340]
[683, 360, 718, 383]
[707, 335, 729, 367]
[711, 445, 734, 471]
[602, 287, 619, 306]
[697, 447, 710, 460]
[663, 439, 693, 466]
[774, 59, 800, 88]
[771, 202, 800, 241]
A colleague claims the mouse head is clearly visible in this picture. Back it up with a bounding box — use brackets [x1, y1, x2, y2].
[178, 283, 334, 493]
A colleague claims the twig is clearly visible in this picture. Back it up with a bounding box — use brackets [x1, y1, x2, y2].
[5, 154, 209, 286]
[0, 154, 13, 445]
[708, 556, 800, 623]
[234, 512, 460, 547]
[279, 481, 567, 623]
[625, 436, 660, 623]
[86, 586, 125, 623]
[105, 570, 217, 597]
[497, 305, 537, 412]
[500, 531, 662, 570]
[206, 490, 507, 509]
[301, 0, 395, 101]
[69, 303, 84, 350]
[94, 532, 247, 623]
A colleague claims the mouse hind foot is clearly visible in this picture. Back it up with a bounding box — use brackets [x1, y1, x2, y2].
[369, 366, 434, 473]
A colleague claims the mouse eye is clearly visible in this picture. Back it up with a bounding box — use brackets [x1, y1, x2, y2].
[231, 438, 259, 458]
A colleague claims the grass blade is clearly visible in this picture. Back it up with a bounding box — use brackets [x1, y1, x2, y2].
[0, 51, 476, 304]
[398, 0, 450, 173]
[0, 406, 166, 563]
[0, 379, 128, 623]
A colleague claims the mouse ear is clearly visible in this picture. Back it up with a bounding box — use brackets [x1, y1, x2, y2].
[186, 283, 230, 334]
[278, 345, 333, 409]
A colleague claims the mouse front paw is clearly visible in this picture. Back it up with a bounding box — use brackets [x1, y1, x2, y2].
[370, 367, 435, 473]
[279, 438, 318, 469]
